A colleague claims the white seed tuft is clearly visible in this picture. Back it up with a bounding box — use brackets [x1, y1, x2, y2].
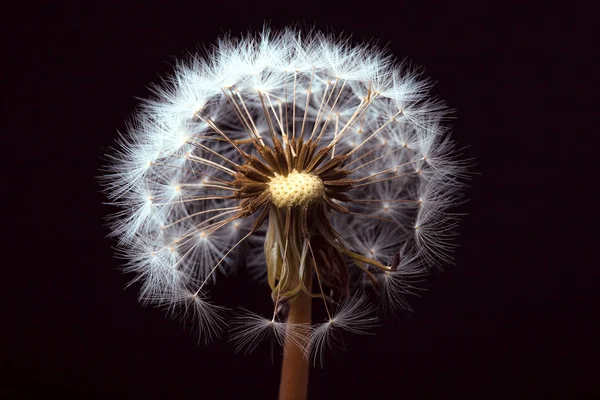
[101, 26, 469, 355]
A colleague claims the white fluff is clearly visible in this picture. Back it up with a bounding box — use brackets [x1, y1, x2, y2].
[102, 26, 468, 355]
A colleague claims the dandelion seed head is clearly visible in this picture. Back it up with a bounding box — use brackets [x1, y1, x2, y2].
[101, 25, 469, 358]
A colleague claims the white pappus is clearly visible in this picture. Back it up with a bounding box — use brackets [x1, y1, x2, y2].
[101, 26, 469, 361]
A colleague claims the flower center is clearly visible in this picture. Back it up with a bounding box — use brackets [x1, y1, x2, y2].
[268, 170, 325, 208]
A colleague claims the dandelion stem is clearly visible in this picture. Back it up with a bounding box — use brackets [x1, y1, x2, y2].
[278, 289, 311, 400]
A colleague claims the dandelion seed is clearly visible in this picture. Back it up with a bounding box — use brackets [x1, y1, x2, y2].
[309, 294, 378, 367]
[101, 25, 469, 395]
[229, 310, 310, 355]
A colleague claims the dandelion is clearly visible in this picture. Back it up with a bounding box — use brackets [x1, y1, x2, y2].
[101, 26, 468, 399]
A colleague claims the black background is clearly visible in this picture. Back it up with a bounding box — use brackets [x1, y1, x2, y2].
[5, 1, 596, 399]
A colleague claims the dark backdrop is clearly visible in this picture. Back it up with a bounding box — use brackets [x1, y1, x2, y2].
[5, 1, 595, 399]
